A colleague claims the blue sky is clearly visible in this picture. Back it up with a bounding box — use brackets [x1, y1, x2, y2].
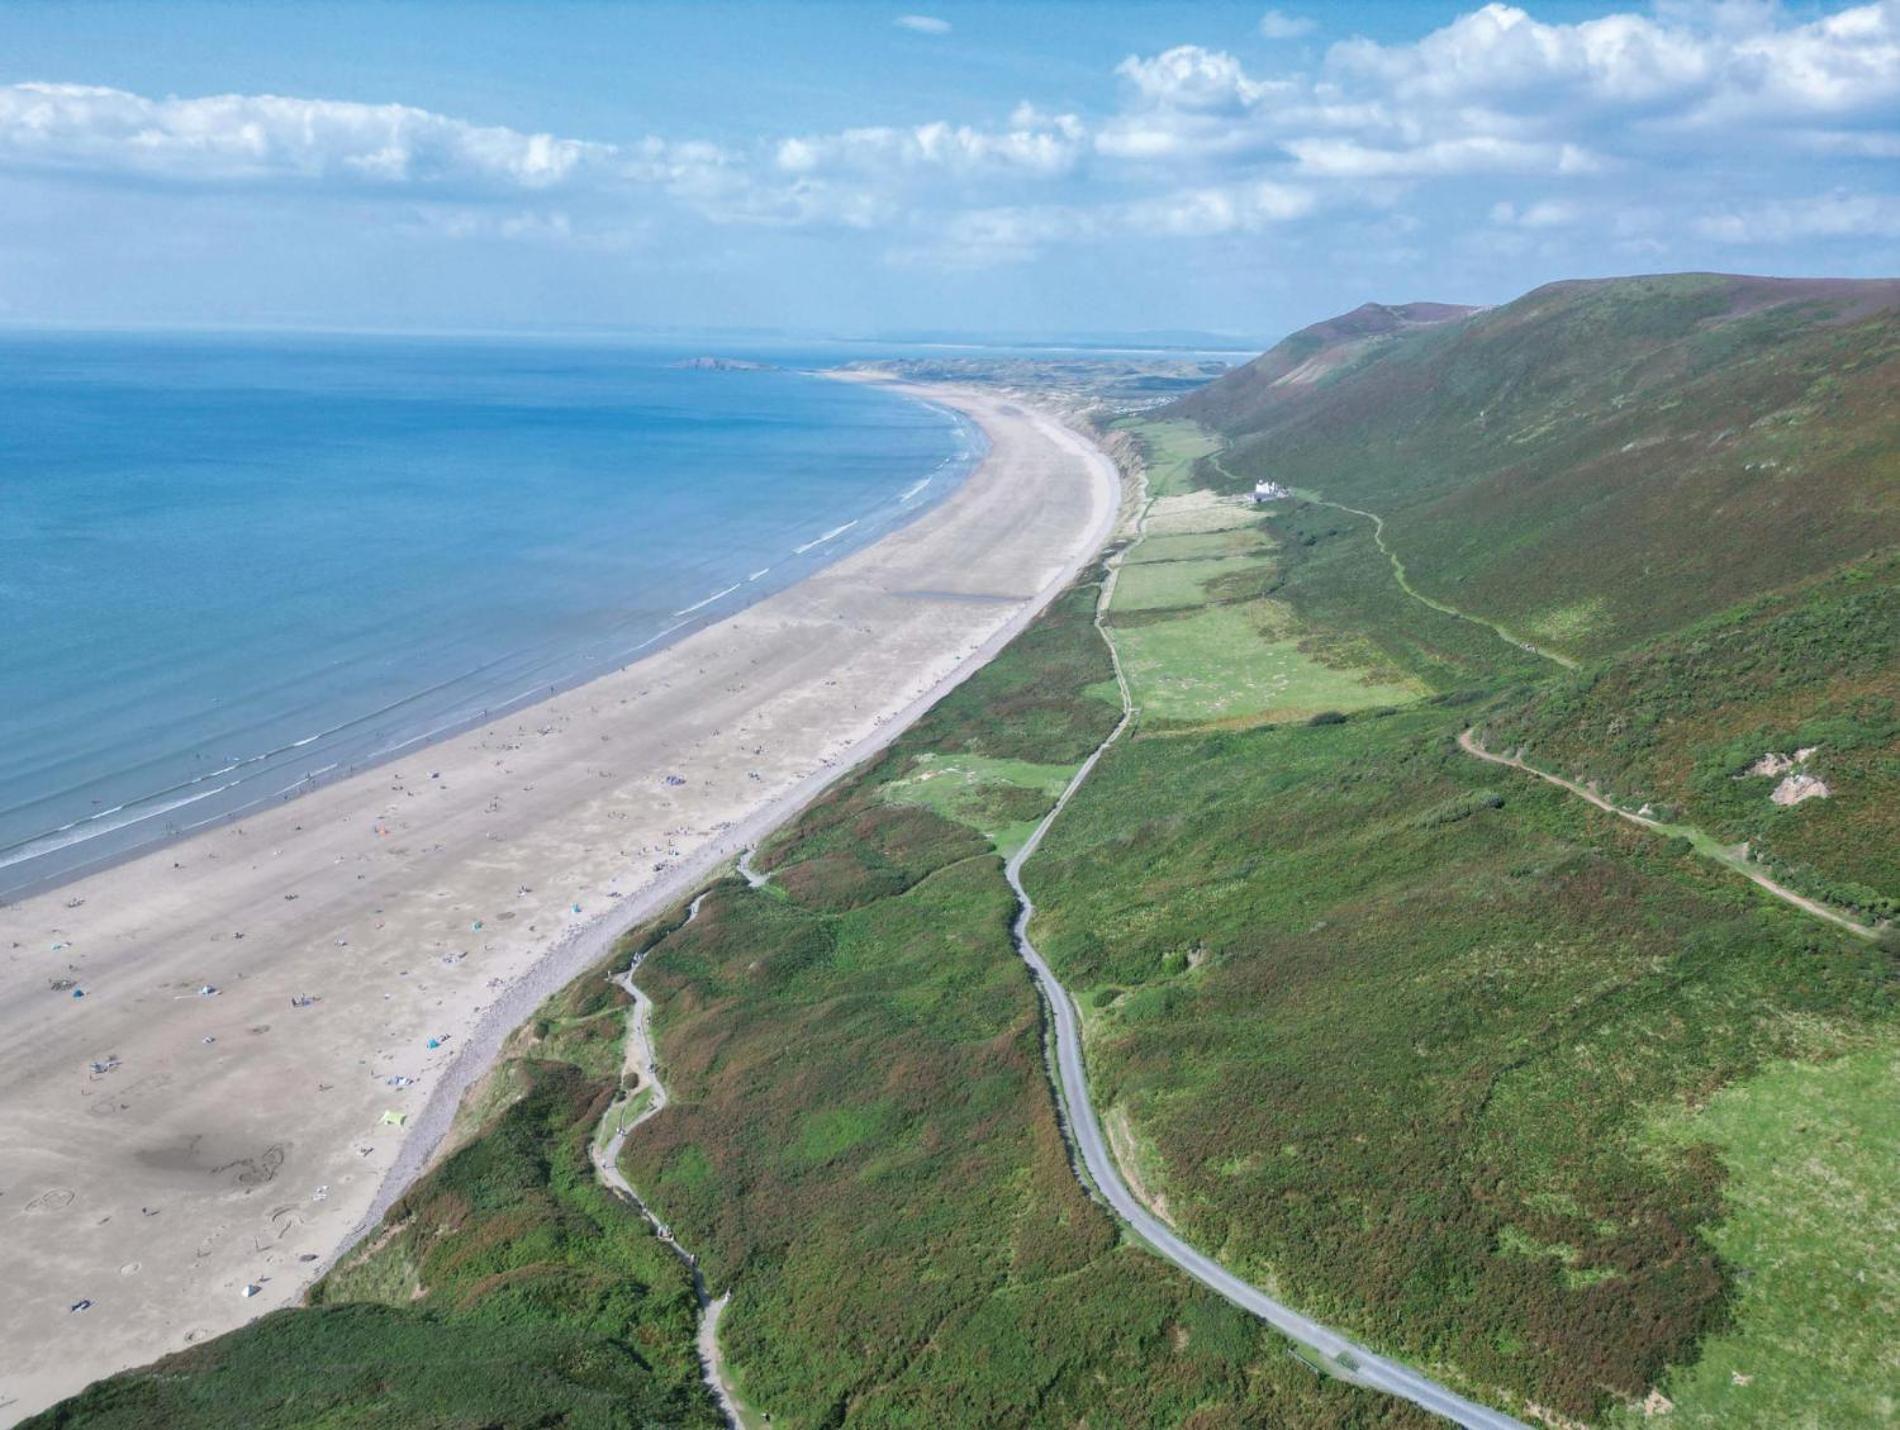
[2, 1, 1897, 341]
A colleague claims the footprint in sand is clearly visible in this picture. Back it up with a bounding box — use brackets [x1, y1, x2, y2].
[119, 1262, 141, 1276]
[25, 1188, 75, 1214]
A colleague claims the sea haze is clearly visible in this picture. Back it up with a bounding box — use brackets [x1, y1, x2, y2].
[0, 330, 982, 896]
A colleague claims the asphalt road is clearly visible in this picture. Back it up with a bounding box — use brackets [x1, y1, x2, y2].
[1000, 500, 1526, 1430]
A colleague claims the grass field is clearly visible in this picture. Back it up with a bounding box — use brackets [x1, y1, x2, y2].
[876, 750, 1075, 857]
[1112, 416, 1223, 497]
[1114, 553, 1274, 612]
[1106, 481, 1423, 728]
[1142, 490, 1266, 537]
[1113, 601, 1419, 725]
[1616, 1042, 1900, 1426]
[1129, 526, 1275, 564]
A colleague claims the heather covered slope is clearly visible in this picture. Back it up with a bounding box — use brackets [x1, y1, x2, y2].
[1480, 552, 1900, 923]
[1178, 273, 1900, 659]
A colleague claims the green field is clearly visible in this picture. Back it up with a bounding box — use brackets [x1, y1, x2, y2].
[1617, 1043, 1900, 1426]
[1104, 467, 1426, 730]
[877, 749, 1075, 857]
[1113, 601, 1420, 725]
[1112, 416, 1222, 497]
[1113, 552, 1274, 612]
[1129, 526, 1274, 565]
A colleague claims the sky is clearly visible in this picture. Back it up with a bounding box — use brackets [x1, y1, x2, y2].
[1, 0, 1898, 342]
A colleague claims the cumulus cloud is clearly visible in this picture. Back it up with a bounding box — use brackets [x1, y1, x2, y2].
[1116, 45, 1272, 113]
[1327, 1, 1900, 129]
[0, 80, 758, 219]
[775, 114, 1086, 179]
[4, 2, 1899, 275]
[0, 82, 621, 191]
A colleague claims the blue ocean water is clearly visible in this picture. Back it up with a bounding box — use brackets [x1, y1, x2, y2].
[0, 331, 982, 896]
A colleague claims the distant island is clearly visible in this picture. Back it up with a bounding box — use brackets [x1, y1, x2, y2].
[669, 355, 778, 372]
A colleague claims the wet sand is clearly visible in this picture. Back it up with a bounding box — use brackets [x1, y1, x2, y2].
[0, 382, 1119, 1422]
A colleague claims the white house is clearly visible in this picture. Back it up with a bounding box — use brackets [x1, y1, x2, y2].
[1251, 479, 1289, 503]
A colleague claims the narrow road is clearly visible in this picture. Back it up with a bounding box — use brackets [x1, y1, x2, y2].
[1001, 463, 1525, 1429]
[591, 891, 751, 1428]
[1459, 729, 1877, 941]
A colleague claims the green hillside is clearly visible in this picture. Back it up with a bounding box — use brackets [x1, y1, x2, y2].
[1177, 274, 1900, 660]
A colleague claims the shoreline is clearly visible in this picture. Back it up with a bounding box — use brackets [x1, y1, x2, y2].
[0, 375, 986, 905]
[0, 381, 1119, 1424]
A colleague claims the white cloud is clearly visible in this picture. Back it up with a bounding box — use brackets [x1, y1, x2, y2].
[1489, 198, 1583, 227]
[1258, 10, 1317, 41]
[1286, 135, 1600, 177]
[1116, 45, 1269, 112]
[1124, 179, 1315, 235]
[895, 14, 951, 35]
[773, 115, 1086, 179]
[1327, 5, 1718, 107]
[1325, 1, 1900, 128]
[0, 82, 626, 192]
[5, 2, 1900, 276]
[1696, 191, 1900, 242]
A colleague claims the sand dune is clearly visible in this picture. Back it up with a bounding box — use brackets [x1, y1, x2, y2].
[0, 381, 1119, 1423]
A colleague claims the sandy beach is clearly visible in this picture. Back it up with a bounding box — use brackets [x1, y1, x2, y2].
[0, 381, 1119, 1423]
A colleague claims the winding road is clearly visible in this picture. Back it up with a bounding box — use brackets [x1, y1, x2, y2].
[590, 891, 750, 1428]
[1002, 470, 1525, 1429]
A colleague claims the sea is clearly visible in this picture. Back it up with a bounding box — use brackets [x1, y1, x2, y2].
[0, 330, 988, 898]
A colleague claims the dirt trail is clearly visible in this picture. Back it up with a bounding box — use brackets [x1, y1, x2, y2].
[1459, 729, 1876, 940]
[1209, 453, 1574, 669]
[736, 846, 772, 890]
[591, 890, 750, 1428]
